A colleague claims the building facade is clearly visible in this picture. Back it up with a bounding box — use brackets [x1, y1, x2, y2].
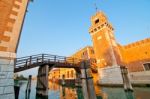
[0, 0, 28, 98]
[49, 46, 98, 84]
[48, 11, 150, 85]
[89, 11, 150, 85]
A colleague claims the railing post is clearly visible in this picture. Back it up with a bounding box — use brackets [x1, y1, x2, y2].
[14, 58, 17, 69]
[37, 58, 38, 63]
[54, 56, 56, 62]
[29, 56, 32, 65]
[64, 57, 66, 63]
[26, 59, 28, 66]
[42, 54, 44, 63]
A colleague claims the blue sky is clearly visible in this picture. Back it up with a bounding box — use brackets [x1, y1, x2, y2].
[17, 0, 150, 76]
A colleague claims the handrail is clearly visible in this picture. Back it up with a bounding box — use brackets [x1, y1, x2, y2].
[14, 54, 98, 73]
[14, 54, 82, 70]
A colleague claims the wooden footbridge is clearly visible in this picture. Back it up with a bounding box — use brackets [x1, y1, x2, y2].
[14, 54, 97, 99]
[14, 54, 97, 73]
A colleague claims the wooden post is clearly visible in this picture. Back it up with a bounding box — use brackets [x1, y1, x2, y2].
[36, 64, 49, 99]
[121, 66, 133, 91]
[80, 61, 97, 99]
[29, 56, 32, 65]
[62, 74, 65, 86]
[14, 86, 20, 99]
[26, 75, 32, 99]
[75, 73, 81, 87]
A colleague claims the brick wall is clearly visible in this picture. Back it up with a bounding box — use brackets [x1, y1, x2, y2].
[119, 38, 150, 72]
[0, 0, 28, 98]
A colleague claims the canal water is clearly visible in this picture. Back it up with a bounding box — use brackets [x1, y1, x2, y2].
[18, 80, 150, 99]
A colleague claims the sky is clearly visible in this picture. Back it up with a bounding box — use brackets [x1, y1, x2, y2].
[17, 0, 150, 76]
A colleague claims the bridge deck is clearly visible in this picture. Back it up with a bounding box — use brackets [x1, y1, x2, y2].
[14, 54, 81, 73]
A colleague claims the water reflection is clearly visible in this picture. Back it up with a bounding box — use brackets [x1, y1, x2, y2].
[125, 91, 135, 99]
[18, 80, 150, 99]
[49, 81, 80, 99]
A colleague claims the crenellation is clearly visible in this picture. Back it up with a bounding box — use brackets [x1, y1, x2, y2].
[123, 38, 150, 49]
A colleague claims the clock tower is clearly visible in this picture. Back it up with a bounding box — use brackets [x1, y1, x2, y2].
[89, 11, 123, 85]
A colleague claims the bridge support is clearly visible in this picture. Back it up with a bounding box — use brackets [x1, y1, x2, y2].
[80, 61, 97, 99]
[36, 64, 49, 99]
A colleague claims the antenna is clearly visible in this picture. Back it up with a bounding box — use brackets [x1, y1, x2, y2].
[94, 3, 98, 12]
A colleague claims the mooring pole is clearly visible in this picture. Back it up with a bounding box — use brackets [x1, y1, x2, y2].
[121, 66, 133, 91]
[62, 74, 65, 86]
[25, 75, 32, 99]
[80, 61, 97, 99]
[75, 73, 81, 87]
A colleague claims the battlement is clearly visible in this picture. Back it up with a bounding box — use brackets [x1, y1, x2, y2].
[123, 38, 150, 49]
[89, 11, 114, 35]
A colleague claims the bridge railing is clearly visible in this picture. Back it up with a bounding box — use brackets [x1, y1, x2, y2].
[15, 54, 82, 69]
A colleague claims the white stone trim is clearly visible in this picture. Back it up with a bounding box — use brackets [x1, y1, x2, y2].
[0, 51, 16, 58]
[14, 0, 22, 5]
[9, 14, 17, 20]
[3, 31, 12, 37]
[12, 7, 19, 12]
[0, 41, 9, 48]
[97, 36, 102, 40]
[90, 26, 106, 36]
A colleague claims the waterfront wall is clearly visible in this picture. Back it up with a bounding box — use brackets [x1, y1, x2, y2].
[130, 71, 150, 85]
[0, 52, 16, 99]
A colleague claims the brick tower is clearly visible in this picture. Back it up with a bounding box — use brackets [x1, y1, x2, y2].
[0, 0, 29, 98]
[89, 11, 123, 85]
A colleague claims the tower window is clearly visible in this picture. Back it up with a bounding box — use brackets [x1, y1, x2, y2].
[95, 19, 99, 24]
[143, 63, 150, 71]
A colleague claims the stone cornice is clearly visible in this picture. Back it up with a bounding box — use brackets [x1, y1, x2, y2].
[0, 51, 16, 59]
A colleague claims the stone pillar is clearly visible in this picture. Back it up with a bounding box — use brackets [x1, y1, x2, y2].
[80, 61, 97, 99]
[0, 52, 16, 99]
[36, 64, 49, 99]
